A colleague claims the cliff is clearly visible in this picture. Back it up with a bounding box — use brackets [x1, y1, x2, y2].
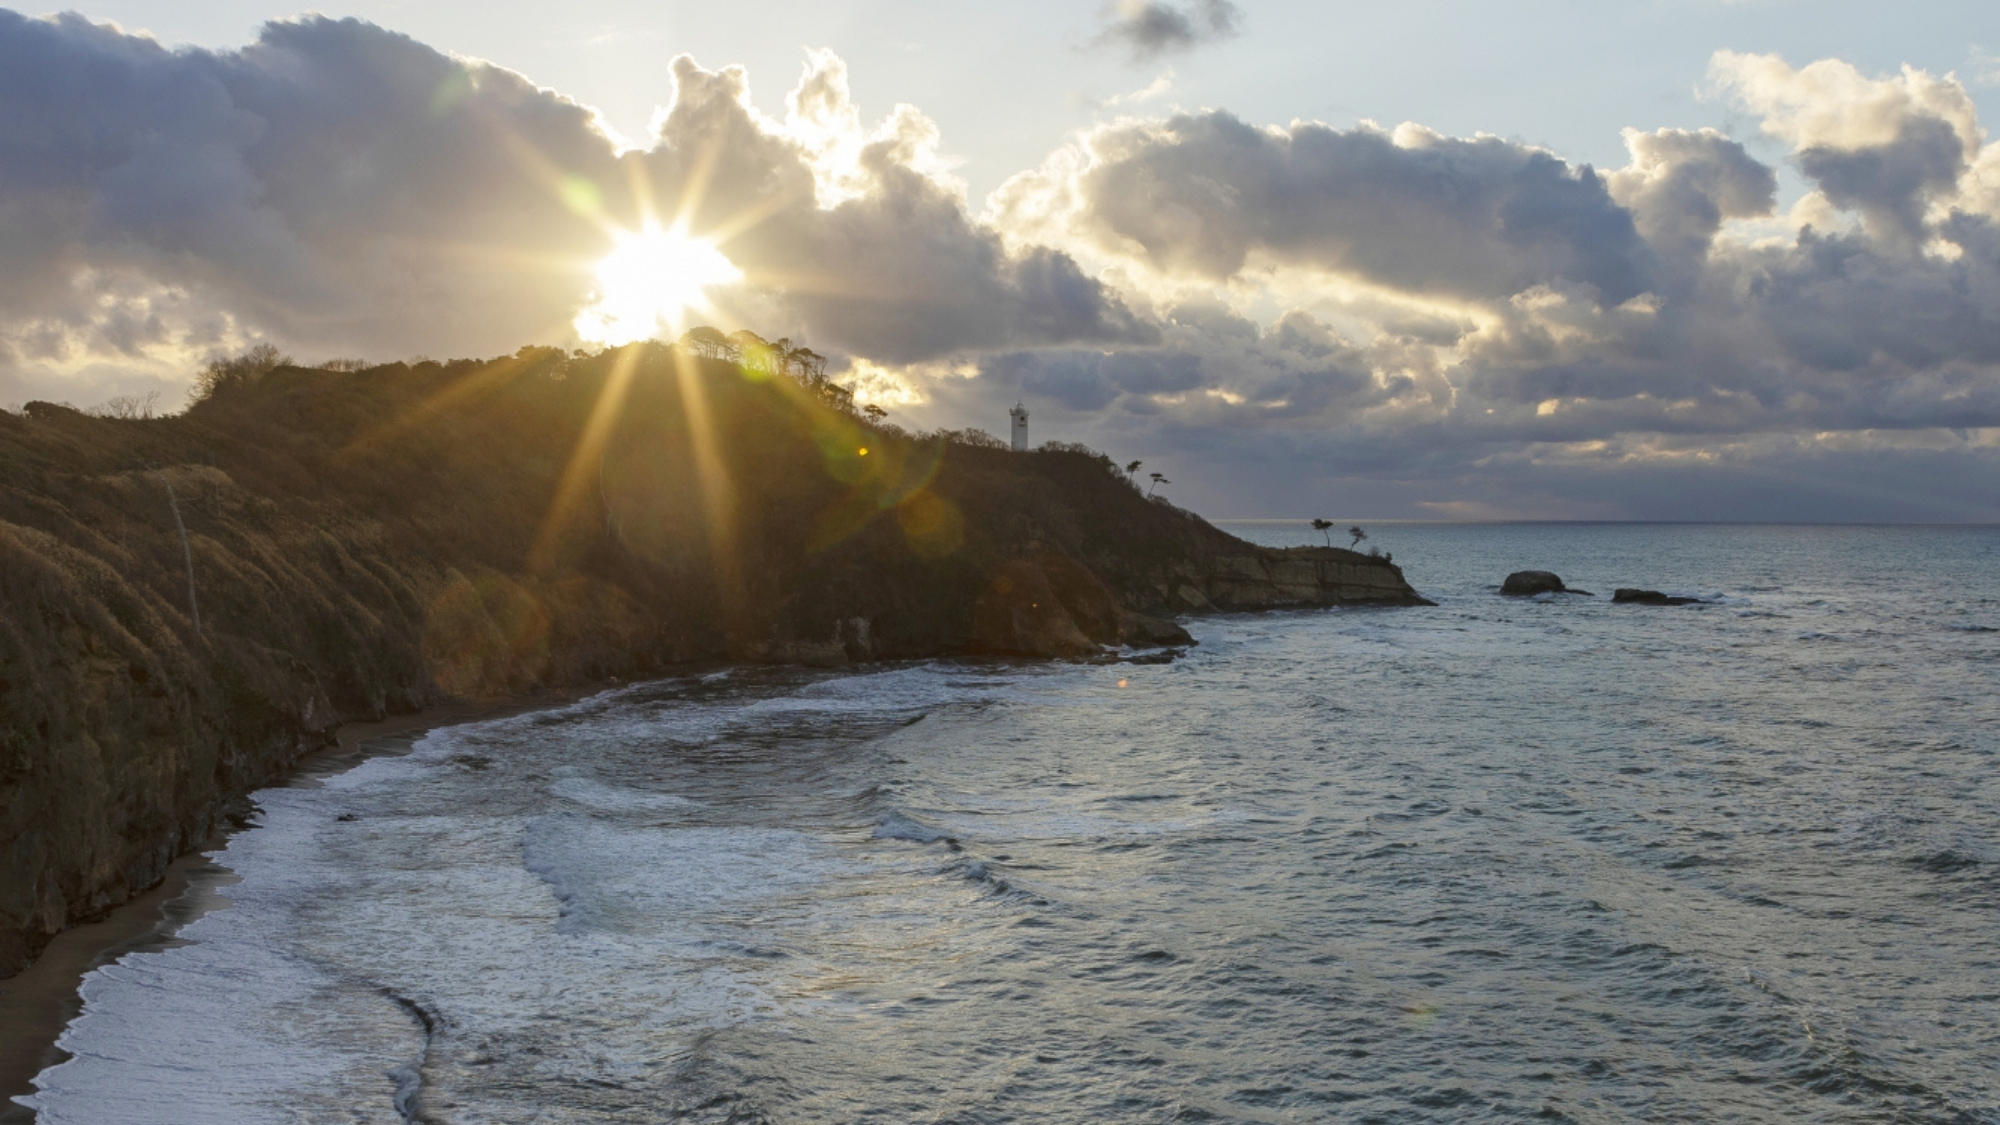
[0, 343, 1427, 975]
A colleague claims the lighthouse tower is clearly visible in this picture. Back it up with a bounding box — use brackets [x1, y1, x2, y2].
[1009, 402, 1029, 451]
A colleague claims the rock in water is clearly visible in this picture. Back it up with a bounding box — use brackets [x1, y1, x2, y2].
[1501, 570, 1570, 597]
[1612, 588, 1703, 606]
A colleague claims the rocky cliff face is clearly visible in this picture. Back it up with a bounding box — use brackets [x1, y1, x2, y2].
[0, 345, 1427, 975]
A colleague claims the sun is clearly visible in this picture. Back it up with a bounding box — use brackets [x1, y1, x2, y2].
[573, 224, 742, 346]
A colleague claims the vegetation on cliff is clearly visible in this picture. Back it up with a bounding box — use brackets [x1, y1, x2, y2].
[0, 340, 1425, 975]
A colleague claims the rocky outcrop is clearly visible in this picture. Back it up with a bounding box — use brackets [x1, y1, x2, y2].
[0, 345, 1431, 974]
[954, 546, 1425, 658]
[1613, 588, 1703, 606]
[1167, 547, 1428, 612]
[1501, 570, 1592, 597]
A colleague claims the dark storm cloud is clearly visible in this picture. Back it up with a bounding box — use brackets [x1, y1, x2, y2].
[1794, 115, 1968, 249]
[978, 348, 1205, 410]
[969, 307, 1404, 421]
[959, 52, 2000, 518]
[992, 56, 2000, 435]
[999, 111, 1656, 306]
[1608, 128, 1776, 286]
[0, 11, 623, 360]
[1093, 0, 1241, 61]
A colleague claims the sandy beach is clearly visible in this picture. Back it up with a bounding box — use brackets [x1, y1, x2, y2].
[0, 687, 601, 1118]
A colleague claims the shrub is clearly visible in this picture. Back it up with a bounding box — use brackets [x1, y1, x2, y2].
[933, 427, 1007, 449]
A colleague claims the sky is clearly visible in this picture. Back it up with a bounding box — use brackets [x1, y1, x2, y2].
[4, 1, 2000, 519]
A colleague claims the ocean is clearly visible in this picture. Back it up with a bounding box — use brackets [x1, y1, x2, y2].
[19, 523, 2000, 1123]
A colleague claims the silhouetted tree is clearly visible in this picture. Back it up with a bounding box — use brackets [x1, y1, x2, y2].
[789, 346, 827, 383]
[1148, 471, 1169, 497]
[678, 326, 735, 362]
[1311, 517, 1333, 546]
[863, 403, 887, 422]
[727, 330, 776, 375]
[934, 427, 1007, 449]
[192, 343, 291, 401]
[89, 391, 162, 420]
[818, 379, 855, 413]
[1348, 525, 1367, 549]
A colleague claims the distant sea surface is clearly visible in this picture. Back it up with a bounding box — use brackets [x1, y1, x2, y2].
[23, 523, 2000, 1123]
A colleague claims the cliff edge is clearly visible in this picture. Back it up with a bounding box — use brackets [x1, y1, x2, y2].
[0, 344, 1427, 975]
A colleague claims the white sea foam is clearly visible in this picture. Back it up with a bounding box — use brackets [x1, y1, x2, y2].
[22, 785, 423, 1124]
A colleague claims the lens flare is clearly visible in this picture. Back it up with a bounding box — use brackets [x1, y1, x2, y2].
[574, 224, 740, 345]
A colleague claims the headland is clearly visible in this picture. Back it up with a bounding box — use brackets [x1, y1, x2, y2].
[0, 341, 1428, 983]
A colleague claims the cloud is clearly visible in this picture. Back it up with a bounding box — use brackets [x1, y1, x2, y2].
[0, 10, 624, 394]
[992, 113, 1656, 307]
[1092, 0, 1241, 61]
[1709, 51, 1981, 247]
[950, 50, 2000, 517]
[5, 17, 2000, 518]
[636, 53, 1156, 363]
[1972, 45, 2000, 89]
[1607, 128, 1775, 284]
[0, 15, 1147, 403]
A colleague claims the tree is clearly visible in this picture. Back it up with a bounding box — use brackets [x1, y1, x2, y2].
[89, 390, 162, 420]
[677, 326, 735, 362]
[1125, 459, 1142, 483]
[789, 346, 827, 383]
[1348, 525, 1367, 549]
[935, 427, 1007, 449]
[727, 330, 775, 375]
[1311, 518, 1333, 546]
[818, 379, 855, 413]
[192, 343, 291, 401]
[863, 403, 887, 423]
[1148, 471, 1169, 497]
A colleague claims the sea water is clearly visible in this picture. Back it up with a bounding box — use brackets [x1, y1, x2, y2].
[20, 523, 2000, 1123]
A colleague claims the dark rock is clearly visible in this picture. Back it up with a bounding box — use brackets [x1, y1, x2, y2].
[970, 553, 1117, 658]
[1123, 648, 1183, 665]
[1178, 547, 1437, 610]
[1612, 588, 1703, 606]
[1118, 609, 1193, 648]
[1502, 570, 1573, 597]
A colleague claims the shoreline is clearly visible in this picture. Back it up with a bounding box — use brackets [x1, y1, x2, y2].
[0, 685, 603, 1118]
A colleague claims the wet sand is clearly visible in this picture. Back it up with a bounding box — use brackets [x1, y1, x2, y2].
[1, 687, 600, 1119]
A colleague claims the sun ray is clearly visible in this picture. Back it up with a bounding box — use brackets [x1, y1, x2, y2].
[669, 344, 747, 642]
[483, 118, 627, 240]
[625, 153, 662, 232]
[667, 134, 726, 232]
[333, 349, 550, 465]
[696, 182, 810, 247]
[528, 344, 644, 574]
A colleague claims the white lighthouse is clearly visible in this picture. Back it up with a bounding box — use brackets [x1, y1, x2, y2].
[1009, 402, 1029, 452]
